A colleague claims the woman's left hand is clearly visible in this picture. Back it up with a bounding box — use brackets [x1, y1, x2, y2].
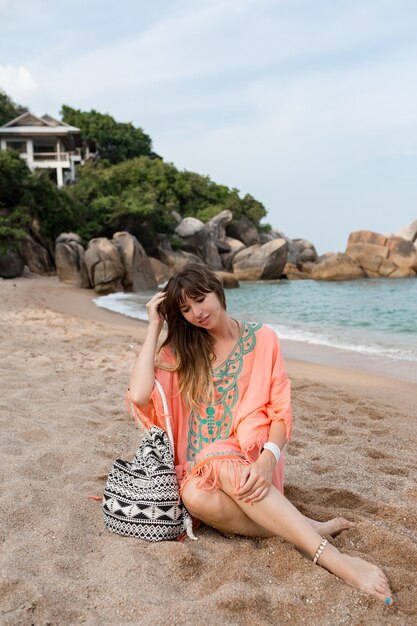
[236, 450, 276, 504]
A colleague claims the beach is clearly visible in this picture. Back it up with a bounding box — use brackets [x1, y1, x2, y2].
[1, 275, 416, 625]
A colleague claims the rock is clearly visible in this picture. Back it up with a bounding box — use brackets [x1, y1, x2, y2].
[215, 271, 240, 288]
[21, 235, 55, 275]
[386, 236, 417, 271]
[55, 233, 90, 288]
[396, 219, 417, 242]
[233, 238, 288, 280]
[171, 210, 182, 224]
[282, 263, 311, 280]
[149, 257, 171, 285]
[389, 267, 416, 278]
[300, 262, 316, 274]
[311, 253, 365, 281]
[158, 249, 204, 272]
[220, 236, 246, 271]
[345, 242, 389, 274]
[226, 216, 260, 246]
[84, 237, 125, 294]
[0, 250, 25, 278]
[378, 259, 397, 277]
[175, 217, 205, 238]
[299, 248, 318, 263]
[113, 231, 157, 292]
[347, 230, 387, 247]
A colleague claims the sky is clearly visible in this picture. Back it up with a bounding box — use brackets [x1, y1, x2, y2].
[1, 0, 417, 253]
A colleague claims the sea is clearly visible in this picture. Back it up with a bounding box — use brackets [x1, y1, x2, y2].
[94, 278, 417, 383]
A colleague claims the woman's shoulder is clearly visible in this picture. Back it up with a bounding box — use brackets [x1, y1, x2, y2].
[244, 321, 279, 343]
[155, 344, 177, 367]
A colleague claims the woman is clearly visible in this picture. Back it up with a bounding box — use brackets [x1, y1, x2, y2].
[128, 263, 393, 605]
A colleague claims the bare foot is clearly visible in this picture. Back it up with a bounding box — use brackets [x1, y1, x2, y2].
[337, 554, 394, 604]
[320, 545, 394, 604]
[310, 516, 355, 537]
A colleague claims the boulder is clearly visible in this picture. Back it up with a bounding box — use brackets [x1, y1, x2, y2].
[389, 267, 416, 278]
[378, 259, 397, 277]
[21, 235, 55, 275]
[220, 236, 246, 271]
[282, 263, 311, 280]
[113, 231, 157, 292]
[175, 217, 205, 238]
[176, 210, 233, 270]
[215, 271, 240, 289]
[300, 262, 316, 274]
[347, 230, 387, 247]
[171, 210, 182, 225]
[311, 253, 365, 281]
[226, 216, 260, 246]
[158, 249, 204, 272]
[149, 257, 171, 285]
[233, 238, 288, 280]
[345, 242, 389, 275]
[386, 236, 417, 271]
[55, 233, 90, 288]
[0, 251, 25, 278]
[396, 219, 417, 243]
[84, 237, 125, 294]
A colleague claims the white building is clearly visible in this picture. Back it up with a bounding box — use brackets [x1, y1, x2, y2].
[0, 111, 83, 187]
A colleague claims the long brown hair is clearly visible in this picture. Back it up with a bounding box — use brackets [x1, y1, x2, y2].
[158, 263, 226, 407]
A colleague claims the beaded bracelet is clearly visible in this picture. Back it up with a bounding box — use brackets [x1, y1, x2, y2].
[313, 538, 328, 564]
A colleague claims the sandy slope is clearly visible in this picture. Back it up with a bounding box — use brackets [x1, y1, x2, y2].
[0, 276, 416, 625]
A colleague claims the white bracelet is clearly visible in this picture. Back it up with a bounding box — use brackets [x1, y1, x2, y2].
[263, 442, 281, 463]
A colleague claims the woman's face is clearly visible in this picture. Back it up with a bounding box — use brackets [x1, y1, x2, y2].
[179, 291, 223, 329]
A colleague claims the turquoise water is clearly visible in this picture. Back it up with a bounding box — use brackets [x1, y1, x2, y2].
[94, 278, 417, 364]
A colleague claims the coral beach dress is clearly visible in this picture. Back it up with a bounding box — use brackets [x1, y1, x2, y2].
[128, 322, 292, 495]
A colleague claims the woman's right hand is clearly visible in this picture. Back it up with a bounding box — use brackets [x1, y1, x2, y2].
[146, 291, 166, 332]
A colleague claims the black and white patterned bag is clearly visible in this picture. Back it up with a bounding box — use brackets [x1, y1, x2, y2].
[102, 380, 196, 542]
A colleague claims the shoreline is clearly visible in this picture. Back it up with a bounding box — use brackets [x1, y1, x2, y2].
[20, 274, 417, 389]
[1, 274, 416, 624]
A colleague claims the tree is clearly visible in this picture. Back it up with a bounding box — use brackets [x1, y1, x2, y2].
[0, 150, 80, 255]
[0, 90, 27, 126]
[61, 105, 152, 164]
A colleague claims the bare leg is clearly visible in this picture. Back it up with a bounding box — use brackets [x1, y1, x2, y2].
[213, 464, 393, 604]
[183, 479, 354, 539]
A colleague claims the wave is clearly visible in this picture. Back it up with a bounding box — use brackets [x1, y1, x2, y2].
[268, 323, 417, 363]
[93, 292, 417, 363]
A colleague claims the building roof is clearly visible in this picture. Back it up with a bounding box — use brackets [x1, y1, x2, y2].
[0, 111, 81, 135]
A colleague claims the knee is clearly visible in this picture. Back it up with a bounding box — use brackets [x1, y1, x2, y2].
[182, 483, 223, 521]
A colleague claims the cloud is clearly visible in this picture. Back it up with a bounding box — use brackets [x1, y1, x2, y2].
[0, 65, 39, 100]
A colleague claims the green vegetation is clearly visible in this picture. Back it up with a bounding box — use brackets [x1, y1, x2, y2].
[0, 92, 267, 260]
[61, 105, 152, 164]
[0, 151, 79, 255]
[0, 90, 27, 126]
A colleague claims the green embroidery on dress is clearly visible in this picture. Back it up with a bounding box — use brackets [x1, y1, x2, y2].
[187, 321, 262, 466]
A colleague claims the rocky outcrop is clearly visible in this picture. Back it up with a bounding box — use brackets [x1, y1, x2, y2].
[84, 238, 125, 294]
[345, 230, 417, 278]
[158, 249, 204, 273]
[113, 231, 157, 291]
[21, 235, 55, 275]
[149, 257, 171, 285]
[311, 253, 365, 281]
[0, 251, 25, 278]
[396, 219, 417, 243]
[282, 263, 311, 280]
[215, 271, 239, 288]
[226, 216, 260, 247]
[220, 236, 246, 271]
[175, 210, 233, 270]
[55, 233, 90, 288]
[233, 238, 288, 280]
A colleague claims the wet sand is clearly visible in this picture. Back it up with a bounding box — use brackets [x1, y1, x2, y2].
[0, 275, 416, 625]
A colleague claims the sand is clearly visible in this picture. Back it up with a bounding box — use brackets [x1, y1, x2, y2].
[0, 275, 416, 625]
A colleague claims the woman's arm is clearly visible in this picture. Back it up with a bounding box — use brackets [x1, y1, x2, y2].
[128, 292, 165, 406]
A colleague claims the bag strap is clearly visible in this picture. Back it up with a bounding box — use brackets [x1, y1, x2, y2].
[154, 378, 175, 451]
